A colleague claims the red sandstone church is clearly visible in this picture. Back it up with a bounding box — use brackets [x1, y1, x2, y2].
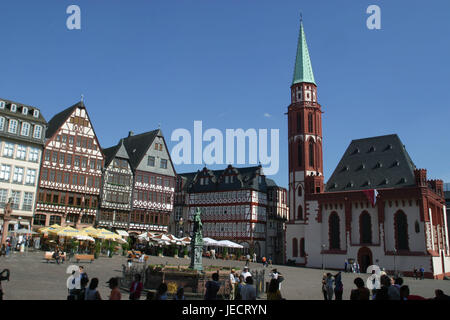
[285, 20, 449, 279]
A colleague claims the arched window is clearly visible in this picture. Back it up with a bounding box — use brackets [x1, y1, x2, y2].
[300, 238, 305, 257]
[329, 212, 340, 250]
[309, 140, 315, 167]
[395, 211, 409, 251]
[415, 220, 420, 233]
[297, 186, 302, 197]
[297, 205, 303, 220]
[292, 238, 298, 257]
[360, 211, 372, 244]
[297, 113, 302, 133]
[308, 113, 313, 133]
[297, 142, 303, 166]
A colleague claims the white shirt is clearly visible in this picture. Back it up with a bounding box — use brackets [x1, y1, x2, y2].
[242, 271, 252, 280]
[229, 273, 236, 284]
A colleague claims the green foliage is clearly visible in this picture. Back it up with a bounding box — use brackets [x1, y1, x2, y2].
[236, 249, 241, 260]
[183, 247, 189, 256]
[223, 247, 228, 257]
[121, 242, 129, 256]
[94, 241, 101, 259]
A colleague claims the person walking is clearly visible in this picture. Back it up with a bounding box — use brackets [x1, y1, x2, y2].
[333, 272, 343, 300]
[129, 274, 143, 300]
[204, 271, 221, 300]
[107, 277, 122, 300]
[241, 276, 256, 300]
[229, 269, 237, 300]
[325, 273, 334, 300]
[267, 278, 282, 300]
[350, 277, 370, 300]
[85, 278, 102, 300]
[245, 254, 250, 267]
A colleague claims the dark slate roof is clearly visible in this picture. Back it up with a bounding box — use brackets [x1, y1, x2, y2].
[0, 97, 47, 124]
[325, 134, 417, 192]
[102, 139, 130, 167]
[45, 102, 81, 139]
[122, 130, 159, 170]
[178, 165, 269, 193]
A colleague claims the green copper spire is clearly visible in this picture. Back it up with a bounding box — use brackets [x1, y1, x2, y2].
[292, 19, 316, 86]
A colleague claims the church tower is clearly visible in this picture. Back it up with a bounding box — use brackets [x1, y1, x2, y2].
[288, 19, 324, 224]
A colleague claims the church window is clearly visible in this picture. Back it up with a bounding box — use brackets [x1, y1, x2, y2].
[308, 114, 313, 133]
[360, 212, 372, 244]
[297, 142, 303, 166]
[329, 212, 340, 250]
[298, 186, 302, 197]
[297, 205, 303, 220]
[395, 211, 409, 251]
[292, 238, 298, 257]
[415, 220, 420, 233]
[309, 140, 315, 167]
[300, 238, 305, 257]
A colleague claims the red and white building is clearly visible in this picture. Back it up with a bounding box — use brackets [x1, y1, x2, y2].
[285, 20, 449, 279]
[175, 165, 287, 258]
[33, 101, 104, 229]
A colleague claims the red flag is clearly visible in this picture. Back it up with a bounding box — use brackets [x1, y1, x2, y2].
[363, 189, 378, 207]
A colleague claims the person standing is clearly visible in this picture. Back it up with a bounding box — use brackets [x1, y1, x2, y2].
[204, 271, 221, 300]
[333, 272, 343, 300]
[241, 267, 252, 281]
[350, 277, 370, 300]
[325, 273, 334, 300]
[129, 274, 143, 300]
[344, 260, 348, 273]
[240, 276, 256, 300]
[235, 274, 245, 300]
[229, 269, 237, 300]
[419, 267, 425, 280]
[175, 287, 185, 300]
[156, 283, 168, 300]
[321, 273, 328, 300]
[85, 278, 102, 300]
[252, 252, 257, 263]
[107, 277, 122, 300]
[245, 254, 250, 267]
[267, 279, 282, 300]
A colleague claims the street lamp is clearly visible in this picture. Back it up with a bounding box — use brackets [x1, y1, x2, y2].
[321, 244, 326, 270]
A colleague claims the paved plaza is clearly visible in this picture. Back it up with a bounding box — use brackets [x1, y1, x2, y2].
[1, 251, 450, 300]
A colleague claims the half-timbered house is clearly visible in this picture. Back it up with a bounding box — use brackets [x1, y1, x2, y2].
[122, 130, 176, 236]
[176, 165, 282, 258]
[97, 139, 133, 233]
[33, 101, 104, 229]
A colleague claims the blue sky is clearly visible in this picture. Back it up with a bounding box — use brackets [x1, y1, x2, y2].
[1, 0, 449, 188]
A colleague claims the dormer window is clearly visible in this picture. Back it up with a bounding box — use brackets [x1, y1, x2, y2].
[385, 144, 393, 151]
[368, 146, 376, 153]
[11, 104, 17, 112]
[352, 148, 360, 155]
[225, 176, 229, 184]
[0, 101, 5, 109]
[22, 107, 28, 115]
[374, 162, 382, 169]
[33, 109, 39, 118]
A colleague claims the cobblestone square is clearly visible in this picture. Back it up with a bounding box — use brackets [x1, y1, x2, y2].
[1, 251, 450, 300]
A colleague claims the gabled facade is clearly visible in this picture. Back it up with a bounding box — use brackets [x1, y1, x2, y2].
[123, 130, 176, 234]
[33, 101, 104, 229]
[176, 165, 272, 257]
[285, 19, 449, 279]
[0, 98, 47, 243]
[97, 139, 133, 231]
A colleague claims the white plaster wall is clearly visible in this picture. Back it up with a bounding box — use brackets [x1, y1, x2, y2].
[384, 201, 425, 252]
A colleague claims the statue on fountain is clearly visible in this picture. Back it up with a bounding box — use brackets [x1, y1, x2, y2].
[189, 207, 203, 272]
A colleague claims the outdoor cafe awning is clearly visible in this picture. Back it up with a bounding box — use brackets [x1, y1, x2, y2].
[116, 230, 129, 237]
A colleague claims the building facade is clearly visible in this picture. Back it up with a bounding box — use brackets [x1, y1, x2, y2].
[33, 101, 104, 229]
[175, 165, 287, 259]
[122, 130, 176, 236]
[96, 139, 133, 232]
[285, 21, 449, 279]
[0, 98, 47, 243]
[266, 180, 289, 263]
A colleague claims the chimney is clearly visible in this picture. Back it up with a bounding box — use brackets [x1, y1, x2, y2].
[128, 131, 134, 137]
